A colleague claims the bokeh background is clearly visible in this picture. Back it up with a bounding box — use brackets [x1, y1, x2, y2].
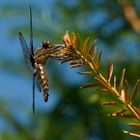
[0, 0, 140, 139]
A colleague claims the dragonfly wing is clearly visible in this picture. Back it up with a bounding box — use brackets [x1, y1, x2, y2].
[32, 72, 36, 114]
[30, 6, 34, 55]
[36, 78, 42, 92]
[18, 32, 34, 72]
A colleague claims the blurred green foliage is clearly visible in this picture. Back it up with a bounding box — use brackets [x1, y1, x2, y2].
[0, 0, 140, 140]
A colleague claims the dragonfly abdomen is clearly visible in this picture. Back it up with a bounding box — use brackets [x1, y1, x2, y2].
[36, 64, 49, 102]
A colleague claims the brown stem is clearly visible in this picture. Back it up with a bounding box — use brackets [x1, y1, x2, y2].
[116, 0, 140, 33]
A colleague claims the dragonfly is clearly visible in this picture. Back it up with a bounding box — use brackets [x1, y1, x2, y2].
[18, 6, 65, 113]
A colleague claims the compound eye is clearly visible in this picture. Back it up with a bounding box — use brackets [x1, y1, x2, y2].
[42, 40, 51, 48]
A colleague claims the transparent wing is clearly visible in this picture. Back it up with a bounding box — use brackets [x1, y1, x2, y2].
[18, 32, 33, 72]
[36, 78, 42, 92]
[30, 5, 34, 55]
[32, 73, 36, 114]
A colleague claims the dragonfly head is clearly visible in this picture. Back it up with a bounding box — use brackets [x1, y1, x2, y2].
[41, 40, 51, 49]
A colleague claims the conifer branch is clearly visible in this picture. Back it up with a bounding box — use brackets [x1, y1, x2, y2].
[55, 31, 140, 137]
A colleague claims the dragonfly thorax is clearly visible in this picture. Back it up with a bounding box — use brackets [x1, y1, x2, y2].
[34, 40, 55, 65]
[34, 48, 48, 65]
